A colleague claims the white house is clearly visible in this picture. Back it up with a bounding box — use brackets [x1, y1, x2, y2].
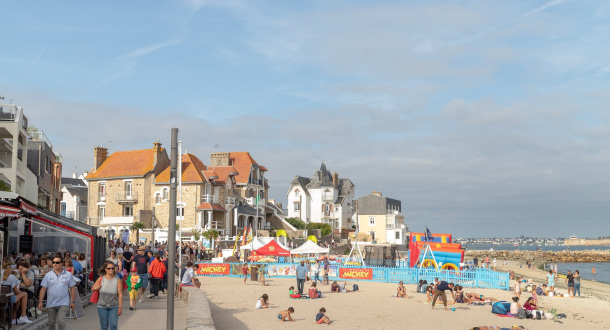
[286, 162, 355, 230]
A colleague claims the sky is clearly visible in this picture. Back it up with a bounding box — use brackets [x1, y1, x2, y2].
[2, 0, 609, 238]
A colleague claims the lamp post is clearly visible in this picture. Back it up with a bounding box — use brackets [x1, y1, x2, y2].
[178, 140, 182, 264]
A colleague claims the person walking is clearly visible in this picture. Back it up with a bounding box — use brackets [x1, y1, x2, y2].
[311, 261, 322, 284]
[295, 261, 308, 295]
[132, 247, 150, 302]
[566, 270, 575, 297]
[92, 261, 123, 330]
[431, 281, 455, 311]
[323, 257, 330, 285]
[148, 253, 166, 299]
[38, 255, 77, 330]
[574, 270, 581, 297]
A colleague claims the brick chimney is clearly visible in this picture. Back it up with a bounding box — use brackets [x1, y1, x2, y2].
[153, 141, 162, 165]
[93, 146, 108, 171]
[210, 152, 230, 166]
[332, 172, 339, 187]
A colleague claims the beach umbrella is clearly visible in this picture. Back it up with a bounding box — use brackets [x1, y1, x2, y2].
[307, 235, 318, 243]
[276, 229, 287, 238]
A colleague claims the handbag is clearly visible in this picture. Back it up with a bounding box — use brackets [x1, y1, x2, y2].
[193, 278, 201, 288]
[90, 277, 102, 303]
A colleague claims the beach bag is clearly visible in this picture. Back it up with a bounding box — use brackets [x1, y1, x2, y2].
[353, 284, 359, 292]
[89, 290, 99, 304]
[518, 309, 527, 319]
[491, 301, 510, 315]
[193, 278, 201, 288]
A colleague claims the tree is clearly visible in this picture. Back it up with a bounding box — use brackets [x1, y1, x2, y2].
[191, 229, 202, 241]
[202, 229, 219, 250]
[306, 223, 332, 236]
[131, 222, 146, 243]
[285, 217, 305, 229]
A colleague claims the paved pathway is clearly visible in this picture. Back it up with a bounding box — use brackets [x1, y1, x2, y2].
[63, 291, 187, 330]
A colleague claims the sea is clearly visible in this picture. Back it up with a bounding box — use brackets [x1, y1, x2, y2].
[466, 244, 610, 285]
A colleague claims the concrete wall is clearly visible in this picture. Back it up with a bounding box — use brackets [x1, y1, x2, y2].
[180, 286, 216, 330]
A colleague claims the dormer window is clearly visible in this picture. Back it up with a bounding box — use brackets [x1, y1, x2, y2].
[295, 189, 300, 197]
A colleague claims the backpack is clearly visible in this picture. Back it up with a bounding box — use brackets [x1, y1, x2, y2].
[352, 284, 359, 292]
[518, 309, 527, 319]
[491, 301, 511, 315]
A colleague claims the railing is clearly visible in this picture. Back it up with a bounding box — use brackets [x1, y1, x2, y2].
[28, 129, 53, 149]
[201, 194, 219, 203]
[386, 223, 397, 229]
[192, 262, 510, 290]
[322, 195, 334, 201]
[99, 216, 134, 225]
[0, 105, 18, 121]
[116, 191, 138, 202]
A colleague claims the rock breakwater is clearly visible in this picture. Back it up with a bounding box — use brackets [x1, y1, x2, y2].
[465, 249, 610, 263]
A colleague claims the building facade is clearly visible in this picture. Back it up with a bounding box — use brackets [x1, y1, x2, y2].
[286, 162, 355, 230]
[355, 191, 406, 245]
[60, 173, 88, 222]
[0, 103, 32, 198]
[27, 129, 62, 214]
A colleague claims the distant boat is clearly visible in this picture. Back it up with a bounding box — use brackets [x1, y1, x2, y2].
[569, 234, 577, 239]
[513, 242, 519, 246]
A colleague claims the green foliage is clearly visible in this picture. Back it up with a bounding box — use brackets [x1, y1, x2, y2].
[0, 180, 11, 192]
[191, 229, 202, 241]
[131, 222, 146, 230]
[285, 217, 305, 229]
[202, 229, 220, 247]
[306, 223, 332, 237]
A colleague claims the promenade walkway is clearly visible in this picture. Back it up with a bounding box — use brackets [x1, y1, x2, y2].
[51, 291, 186, 330]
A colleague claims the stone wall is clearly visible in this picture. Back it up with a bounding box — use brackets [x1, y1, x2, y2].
[180, 286, 216, 330]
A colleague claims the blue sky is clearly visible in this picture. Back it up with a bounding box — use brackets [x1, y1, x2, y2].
[2, 0, 610, 237]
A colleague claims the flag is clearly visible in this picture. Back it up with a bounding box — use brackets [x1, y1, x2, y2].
[425, 226, 433, 242]
[241, 226, 248, 246]
[256, 190, 261, 205]
[247, 225, 253, 243]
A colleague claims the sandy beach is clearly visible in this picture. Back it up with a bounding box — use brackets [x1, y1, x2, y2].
[196, 262, 610, 330]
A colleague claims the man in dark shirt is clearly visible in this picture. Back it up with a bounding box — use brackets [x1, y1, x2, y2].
[123, 248, 133, 272]
[431, 281, 455, 311]
[133, 247, 150, 302]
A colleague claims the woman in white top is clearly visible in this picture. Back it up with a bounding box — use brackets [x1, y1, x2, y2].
[509, 296, 523, 317]
[2, 257, 32, 324]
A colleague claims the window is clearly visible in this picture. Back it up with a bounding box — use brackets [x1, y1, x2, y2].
[335, 206, 339, 212]
[99, 183, 106, 200]
[369, 216, 375, 226]
[324, 204, 330, 216]
[295, 189, 300, 197]
[370, 232, 375, 241]
[395, 232, 400, 240]
[162, 188, 168, 200]
[324, 189, 331, 200]
[123, 205, 133, 216]
[176, 206, 184, 219]
[155, 193, 161, 205]
[125, 181, 132, 198]
[98, 206, 105, 219]
[294, 202, 300, 211]
[60, 202, 66, 217]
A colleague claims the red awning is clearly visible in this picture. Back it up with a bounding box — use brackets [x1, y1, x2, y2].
[253, 240, 290, 256]
[0, 205, 20, 218]
[20, 201, 37, 215]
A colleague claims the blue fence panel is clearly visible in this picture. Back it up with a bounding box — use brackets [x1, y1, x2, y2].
[193, 261, 510, 290]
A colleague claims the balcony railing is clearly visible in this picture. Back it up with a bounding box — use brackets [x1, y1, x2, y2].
[386, 223, 405, 229]
[0, 105, 18, 122]
[322, 195, 334, 202]
[116, 191, 138, 202]
[100, 216, 135, 226]
[201, 194, 219, 203]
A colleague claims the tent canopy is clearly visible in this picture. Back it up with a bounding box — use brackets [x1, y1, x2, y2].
[254, 240, 290, 256]
[240, 237, 290, 251]
[290, 240, 329, 255]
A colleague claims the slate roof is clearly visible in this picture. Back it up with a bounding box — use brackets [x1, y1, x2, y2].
[288, 175, 311, 196]
[306, 162, 334, 189]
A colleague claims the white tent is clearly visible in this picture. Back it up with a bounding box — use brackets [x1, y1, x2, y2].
[290, 240, 330, 254]
[240, 237, 290, 251]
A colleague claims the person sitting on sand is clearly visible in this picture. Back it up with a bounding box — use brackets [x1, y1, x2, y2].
[536, 284, 547, 296]
[309, 282, 321, 299]
[339, 281, 351, 293]
[454, 285, 467, 303]
[523, 297, 537, 311]
[425, 285, 435, 303]
[316, 307, 332, 325]
[255, 293, 269, 309]
[465, 292, 498, 302]
[509, 297, 523, 317]
[397, 281, 409, 298]
[278, 307, 295, 322]
[330, 281, 339, 293]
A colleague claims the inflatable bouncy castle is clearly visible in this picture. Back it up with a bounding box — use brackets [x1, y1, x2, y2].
[409, 233, 464, 270]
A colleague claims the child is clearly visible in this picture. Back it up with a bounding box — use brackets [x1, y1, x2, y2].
[127, 267, 141, 310]
[242, 263, 249, 285]
[316, 307, 332, 325]
[397, 281, 409, 298]
[255, 293, 269, 309]
[531, 285, 539, 306]
[259, 265, 266, 286]
[278, 307, 295, 322]
[514, 277, 521, 299]
[309, 282, 321, 299]
[289, 286, 295, 295]
[330, 281, 339, 293]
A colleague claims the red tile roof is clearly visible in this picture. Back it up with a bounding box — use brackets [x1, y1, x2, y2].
[224, 152, 266, 184]
[86, 148, 161, 179]
[196, 202, 226, 212]
[204, 166, 238, 184]
[155, 153, 207, 184]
